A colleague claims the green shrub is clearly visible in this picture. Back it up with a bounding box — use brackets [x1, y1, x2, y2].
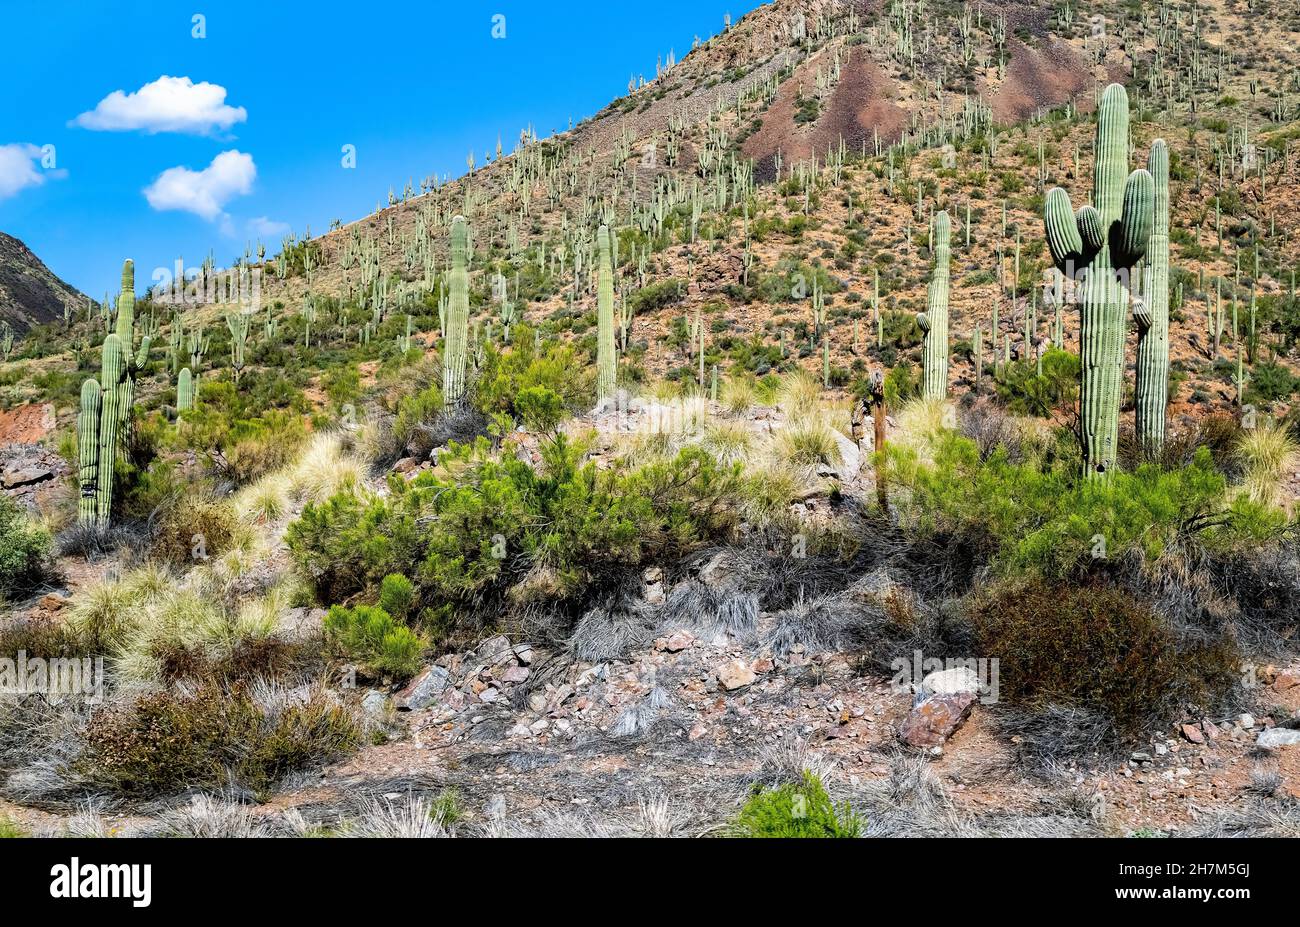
[289, 438, 742, 616]
[378, 573, 416, 620]
[475, 333, 591, 420]
[0, 495, 50, 598]
[995, 348, 1080, 417]
[515, 386, 566, 434]
[0, 817, 26, 838]
[735, 772, 862, 838]
[323, 604, 425, 679]
[889, 436, 1284, 578]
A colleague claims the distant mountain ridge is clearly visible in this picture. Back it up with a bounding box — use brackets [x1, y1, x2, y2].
[0, 231, 89, 332]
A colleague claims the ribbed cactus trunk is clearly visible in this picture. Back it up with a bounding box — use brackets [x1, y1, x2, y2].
[442, 216, 470, 411]
[96, 335, 125, 526]
[917, 211, 952, 400]
[1135, 140, 1170, 454]
[177, 367, 194, 411]
[76, 379, 101, 526]
[1044, 84, 1153, 477]
[596, 224, 617, 402]
[115, 261, 137, 428]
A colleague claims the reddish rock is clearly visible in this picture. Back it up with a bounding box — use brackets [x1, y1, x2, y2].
[1274, 670, 1300, 692]
[656, 631, 694, 653]
[717, 659, 756, 691]
[1181, 723, 1205, 744]
[898, 692, 977, 747]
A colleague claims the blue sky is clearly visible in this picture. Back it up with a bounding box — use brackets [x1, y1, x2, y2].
[0, 0, 762, 300]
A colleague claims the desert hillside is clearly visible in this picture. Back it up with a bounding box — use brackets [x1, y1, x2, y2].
[1, 0, 1299, 844]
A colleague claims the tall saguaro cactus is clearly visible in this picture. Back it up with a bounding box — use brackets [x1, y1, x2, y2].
[1134, 139, 1170, 454]
[442, 215, 470, 411]
[113, 260, 151, 429]
[596, 224, 617, 402]
[1043, 84, 1153, 477]
[917, 210, 952, 400]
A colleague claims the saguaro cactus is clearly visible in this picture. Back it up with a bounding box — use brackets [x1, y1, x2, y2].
[177, 367, 195, 412]
[442, 215, 470, 411]
[596, 224, 617, 402]
[227, 311, 251, 382]
[1043, 84, 1153, 477]
[917, 210, 952, 400]
[112, 260, 152, 431]
[76, 379, 101, 526]
[96, 335, 126, 525]
[1134, 139, 1170, 454]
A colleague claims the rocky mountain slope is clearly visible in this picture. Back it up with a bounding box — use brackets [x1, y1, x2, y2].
[0, 232, 88, 333]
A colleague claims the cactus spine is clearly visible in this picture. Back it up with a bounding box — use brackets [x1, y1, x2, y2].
[1043, 84, 1153, 477]
[442, 215, 470, 411]
[917, 210, 952, 400]
[596, 224, 617, 401]
[1134, 140, 1170, 454]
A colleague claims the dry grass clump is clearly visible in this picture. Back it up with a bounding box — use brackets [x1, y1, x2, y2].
[1236, 419, 1300, 511]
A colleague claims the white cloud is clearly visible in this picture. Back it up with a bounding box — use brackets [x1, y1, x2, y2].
[144, 150, 256, 221]
[73, 76, 247, 135]
[247, 216, 290, 238]
[0, 143, 53, 199]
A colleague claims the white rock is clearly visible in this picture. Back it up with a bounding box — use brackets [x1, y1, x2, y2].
[921, 666, 981, 697]
[1257, 727, 1300, 749]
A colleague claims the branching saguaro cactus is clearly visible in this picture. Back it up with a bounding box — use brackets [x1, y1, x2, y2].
[596, 223, 617, 402]
[1044, 84, 1153, 477]
[916, 210, 952, 400]
[227, 311, 251, 382]
[442, 215, 470, 411]
[1134, 139, 1170, 454]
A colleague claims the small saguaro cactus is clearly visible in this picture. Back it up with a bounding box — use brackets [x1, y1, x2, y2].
[596, 224, 617, 401]
[1043, 83, 1154, 477]
[76, 378, 101, 526]
[1134, 139, 1170, 455]
[442, 215, 471, 411]
[917, 210, 952, 400]
[95, 335, 126, 526]
[177, 367, 195, 412]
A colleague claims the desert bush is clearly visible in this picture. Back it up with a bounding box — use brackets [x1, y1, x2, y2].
[475, 333, 591, 419]
[82, 684, 360, 798]
[0, 495, 51, 598]
[514, 386, 566, 434]
[995, 348, 1080, 417]
[323, 604, 425, 679]
[150, 494, 242, 565]
[969, 579, 1241, 741]
[378, 573, 416, 620]
[289, 437, 742, 620]
[733, 771, 861, 838]
[889, 434, 1284, 579]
